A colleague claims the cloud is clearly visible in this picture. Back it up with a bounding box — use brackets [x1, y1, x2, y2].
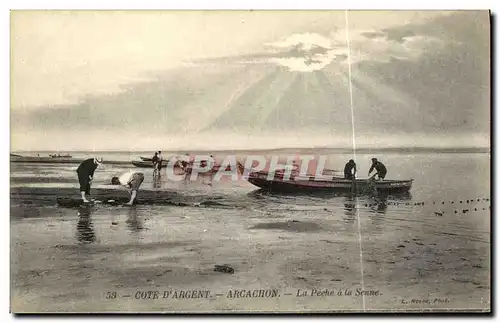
[360, 31, 387, 39]
[269, 51, 341, 72]
[265, 32, 333, 51]
[214, 29, 449, 72]
[263, 33, 346, 72]
[346, 32, 448, 64]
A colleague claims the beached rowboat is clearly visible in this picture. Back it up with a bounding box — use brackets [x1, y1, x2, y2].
[246, 170, 413, 193]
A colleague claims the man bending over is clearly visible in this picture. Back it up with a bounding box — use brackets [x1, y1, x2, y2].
[111, 171, 145, 205]
[76, 157, 103, 203]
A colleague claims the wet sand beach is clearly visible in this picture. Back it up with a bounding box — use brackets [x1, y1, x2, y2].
[10, 152, 491, 313]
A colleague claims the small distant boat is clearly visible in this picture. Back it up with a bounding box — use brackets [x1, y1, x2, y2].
[49, 153, 72, 158]
[132, 160, 163, 168]
[244, 167, 413, 194]
[10, 154, 80, 163]
[132, 160, 181, 169]
[139, 156, 153, 162]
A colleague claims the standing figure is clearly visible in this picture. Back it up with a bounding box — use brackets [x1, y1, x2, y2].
[157, 151, 164, 175]
[344, 159, 357, 180]
[368, 158, 387, 180]
[181, 153, 193, 183]
[76, 157, 103, 203]
[152, 152, 159, 177]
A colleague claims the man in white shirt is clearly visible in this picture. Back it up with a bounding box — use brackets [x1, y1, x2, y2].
[111, 171, 145, 205]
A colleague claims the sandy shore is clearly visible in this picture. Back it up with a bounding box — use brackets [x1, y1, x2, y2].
[10, 187, 490, 313]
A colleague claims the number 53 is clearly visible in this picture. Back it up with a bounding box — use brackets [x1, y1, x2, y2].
[105, 292, 117, 299]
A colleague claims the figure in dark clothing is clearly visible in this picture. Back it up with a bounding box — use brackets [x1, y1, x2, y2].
[344, 159, 357, 180]
[181, 153, 193, 183]
[76, 157, 102, 202]
[152, 152, 159, 165]
[368, 158, 387, 180]
[152, 152, 159, 177]
[157, 151, 164, 173]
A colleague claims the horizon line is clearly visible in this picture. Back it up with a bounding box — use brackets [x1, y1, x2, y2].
[12, 146, 491, 154]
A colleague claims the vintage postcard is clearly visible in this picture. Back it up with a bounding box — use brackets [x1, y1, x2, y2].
[10, 10, 490, 313]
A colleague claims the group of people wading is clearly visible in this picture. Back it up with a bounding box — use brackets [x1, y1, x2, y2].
[150, 152, 202, 182]
[75, 154, 389, 206]
[75, 151, 202, 206]
[344, 158, 387, 181]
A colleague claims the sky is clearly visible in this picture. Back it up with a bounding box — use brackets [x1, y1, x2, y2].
[10, 10, 490, 151]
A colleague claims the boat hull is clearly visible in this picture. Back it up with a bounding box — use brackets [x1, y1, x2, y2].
[247, 174, 413, 194]
[131, 160, 167, 168]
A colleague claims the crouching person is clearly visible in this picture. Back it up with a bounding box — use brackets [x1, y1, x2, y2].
[111, 171, 145, 206]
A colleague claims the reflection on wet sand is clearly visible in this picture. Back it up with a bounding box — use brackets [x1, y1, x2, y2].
[343, 196, 356, 223]
[76, 207, 96, 244]
[371, 197, 388, 215]
[380, 191, 412, 201]
[200, 173, 213, 187]
[153, 174, 162, 189]
[126, 207, 144, 233]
